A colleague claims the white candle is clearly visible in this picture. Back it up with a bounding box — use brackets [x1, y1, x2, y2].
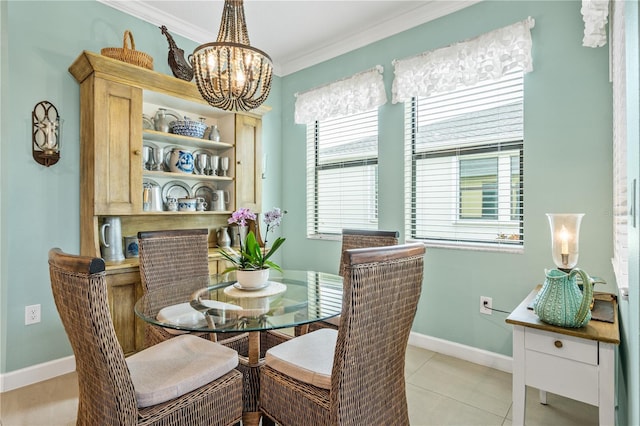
[560, 225, 569, 255]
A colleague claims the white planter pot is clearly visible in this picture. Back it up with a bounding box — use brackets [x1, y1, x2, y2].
[236, 269, 269, 289]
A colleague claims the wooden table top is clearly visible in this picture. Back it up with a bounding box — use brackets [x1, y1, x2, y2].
[506, 285, 620, 345]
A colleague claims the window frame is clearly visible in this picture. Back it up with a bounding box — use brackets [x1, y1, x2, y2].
[306, 109, 379, 239]
[404, 77, 525, 253]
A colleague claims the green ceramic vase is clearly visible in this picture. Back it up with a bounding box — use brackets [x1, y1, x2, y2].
[533, 268, 593, 328]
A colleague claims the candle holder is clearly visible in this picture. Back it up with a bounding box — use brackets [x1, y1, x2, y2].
[534, 213, 594, 328]
[32, 101, 62, 167]
[546, 213, 584, 271]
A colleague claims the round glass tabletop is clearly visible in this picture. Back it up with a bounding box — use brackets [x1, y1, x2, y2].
[135, 269, 343, 334]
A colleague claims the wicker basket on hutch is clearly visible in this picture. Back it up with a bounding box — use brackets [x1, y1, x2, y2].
[101, 30, 153, 70]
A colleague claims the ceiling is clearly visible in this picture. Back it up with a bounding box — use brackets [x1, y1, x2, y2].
[99, 0, 479, 76]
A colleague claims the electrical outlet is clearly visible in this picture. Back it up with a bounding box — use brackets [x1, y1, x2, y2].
[480, 296, 492, 315]
[25, 304, 41, 325]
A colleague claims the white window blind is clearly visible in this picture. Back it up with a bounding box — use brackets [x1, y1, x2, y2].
[610, 0, 628, 296]
[404, 72, 524, 251]
[306, 108, 378, 237]
[306, 272, 343, 319]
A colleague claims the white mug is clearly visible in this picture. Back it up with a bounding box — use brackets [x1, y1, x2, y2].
[196, 197, 208, 211]
[166, 197, 178, 211]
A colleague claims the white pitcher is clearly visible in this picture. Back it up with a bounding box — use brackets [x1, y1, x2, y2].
[167, 148, 194, 174]
[99, 217, 124, 262]
[212, 190, 229, 211]
[217, 226, 231, 248]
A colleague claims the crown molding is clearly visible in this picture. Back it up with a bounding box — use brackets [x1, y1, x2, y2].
[279, 0, 481, 75]
[98, 0, 481, 77]
[97, 0, 285, 75]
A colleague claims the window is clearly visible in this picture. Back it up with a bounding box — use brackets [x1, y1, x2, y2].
[405, 72, 524, 250]
[307, 109, 378, 237]
[610, 0, 629, 297]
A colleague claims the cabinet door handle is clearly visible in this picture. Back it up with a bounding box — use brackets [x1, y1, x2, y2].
[554, 340, 563, 348]
[237, 161, 241, 165]
[134, 150, 141, 156]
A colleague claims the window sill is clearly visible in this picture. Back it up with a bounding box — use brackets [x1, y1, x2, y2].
[407, 238, 524, 254]
[307, 233, 341, 242]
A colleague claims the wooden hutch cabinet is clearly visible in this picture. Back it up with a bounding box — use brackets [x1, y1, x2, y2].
[69, 51, 267, 353]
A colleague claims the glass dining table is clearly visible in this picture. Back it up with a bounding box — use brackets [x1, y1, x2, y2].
[134, 269, 343, 426]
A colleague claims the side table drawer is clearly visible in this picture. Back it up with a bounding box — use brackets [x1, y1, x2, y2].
[524, 328, 599, 406]
[525, 328, 597, 365]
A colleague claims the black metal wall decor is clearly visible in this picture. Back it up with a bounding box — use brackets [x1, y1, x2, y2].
[160, 25, 193, 82]
[32, 101, 61, 167]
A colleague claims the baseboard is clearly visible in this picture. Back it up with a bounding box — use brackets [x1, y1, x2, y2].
[409, 331, 513, 373]
[0, 355, 76, 392]
[1, 333, 511, 392]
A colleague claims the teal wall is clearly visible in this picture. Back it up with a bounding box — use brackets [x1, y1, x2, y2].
[0, 0, 281, 373]
[278, 0, 616, 357]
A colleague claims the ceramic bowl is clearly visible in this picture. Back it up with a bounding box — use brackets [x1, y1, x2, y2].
[170, 119, 207, 138]
[177, 197, 196, 211]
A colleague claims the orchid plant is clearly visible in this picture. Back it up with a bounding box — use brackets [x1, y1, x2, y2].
[220, 207, 286, 273]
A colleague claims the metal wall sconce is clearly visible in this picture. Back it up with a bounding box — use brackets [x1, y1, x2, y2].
[32, 101, 61, 167]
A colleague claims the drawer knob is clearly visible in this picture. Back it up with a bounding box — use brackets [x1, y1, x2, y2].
[134, 150, 141, 156]
[554, 340, 563, 348]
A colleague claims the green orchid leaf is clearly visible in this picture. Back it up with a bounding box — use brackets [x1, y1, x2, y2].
[263, 259, 282, 272]
[245, 232, 263, 262]
[221, 266, 239, 275]
[219, 249, 240, 266]
[262, 237, 285, 262]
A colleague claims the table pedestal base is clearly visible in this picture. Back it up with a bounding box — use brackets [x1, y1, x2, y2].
[242, 411, 262, 426]
[239, 330, 292, 426]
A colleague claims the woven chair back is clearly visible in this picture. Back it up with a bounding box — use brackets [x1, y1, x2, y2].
[137, 228, 210, 299]
[48, 248, 138, 424]
[338, 229, 399, 277]
[331, 243, 425, 425]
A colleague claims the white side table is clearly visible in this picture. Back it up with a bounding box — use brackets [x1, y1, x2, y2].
[506, 286, 620, 426]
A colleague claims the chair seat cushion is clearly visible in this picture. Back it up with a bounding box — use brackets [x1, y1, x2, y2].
[156, 301, 241, 335]
[264, 328, 337, 389]
[156, 302, 201, 335]
[324, 315, 341, 327]
[127, 334, 238, 408]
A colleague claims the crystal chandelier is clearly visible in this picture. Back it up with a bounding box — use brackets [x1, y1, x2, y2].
[192, 0, 273, 111]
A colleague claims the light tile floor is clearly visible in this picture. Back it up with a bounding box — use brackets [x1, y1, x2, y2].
[405, 346, 598, 426]
[1, 345, 598, 426]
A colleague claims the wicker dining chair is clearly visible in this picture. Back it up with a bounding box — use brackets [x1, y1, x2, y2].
[296, 229, 400, 335]
[260, 242, 425, 426]
[137, 228, 248, 353]
[48, 248, 243, 426]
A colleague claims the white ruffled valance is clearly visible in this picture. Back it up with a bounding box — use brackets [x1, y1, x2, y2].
[294, 66, 387, 124]
[581, 0, 610, 47]
[392, 17, 535, 103]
